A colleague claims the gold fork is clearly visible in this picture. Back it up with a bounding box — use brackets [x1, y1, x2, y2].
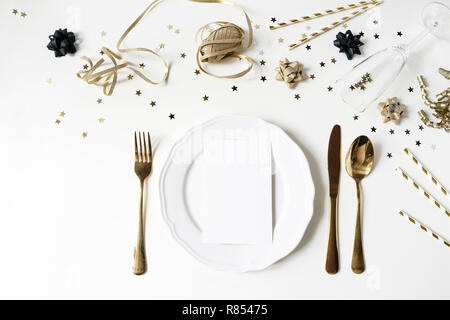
[133, 132, 152, 275]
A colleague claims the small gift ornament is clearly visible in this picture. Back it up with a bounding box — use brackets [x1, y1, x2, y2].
[47, 28, 76, 57]
[275, 58, 307, 88]
[378, 97, 406, 124]
[333, 30, 363, 60]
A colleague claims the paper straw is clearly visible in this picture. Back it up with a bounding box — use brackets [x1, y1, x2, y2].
[403, 148, 448, 197]
[394, 167, 450, 218]
[398, 210, 450, 248]
[287, 1, 383, 50]
[269, 1, 380, 30]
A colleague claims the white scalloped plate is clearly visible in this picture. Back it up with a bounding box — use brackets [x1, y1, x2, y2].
[159, 115, 315, 272]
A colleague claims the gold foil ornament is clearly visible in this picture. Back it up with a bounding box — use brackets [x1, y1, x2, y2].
[275, 58, 307, 88]
[417, 75, 449, 132]
[192, 0, 253, 79]
[377, 97, 406, 124]
[76, 0, 169, 96]
[439, 67, 450, 80]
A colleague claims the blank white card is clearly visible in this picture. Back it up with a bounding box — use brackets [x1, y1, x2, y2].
[201, 128, 272, 244]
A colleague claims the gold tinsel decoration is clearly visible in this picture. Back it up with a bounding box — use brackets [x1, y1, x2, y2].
[193, 0, 253, 79]
[275, 58, 307, 89]
[417, 74, 449, 132]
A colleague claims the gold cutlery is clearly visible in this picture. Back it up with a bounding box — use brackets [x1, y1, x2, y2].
[133, 132, 153, 275]
[326, 124, 341, 274]
[345, 135, 374, 274]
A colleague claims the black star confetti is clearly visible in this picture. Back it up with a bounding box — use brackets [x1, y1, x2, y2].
[359, 31, 365, 37]
[294, 94, 300, 100]
[353, 115, 359, 120]
[306, 45, 311, 50]
[374, 34, 380, 39]
[231, 85, 238, 91]
[97, 98, 102, 104]
[419, 125, 424, 130]
[150, 101, 156, 107]
[350, 85, 355, 90]
[12, 9, 18, 15]
[371, 126, 377, 132]
[320, 62, 325, 67]
[408, 87, 413, 92]
[203, 95, 209, 101]
[260, 76, 267, 82]
[310, 74, 315, 80]
[331, 58, 336, 63]
[180, 53, 186, 58]
[389, 129, 395, 134]
[169, 113, 175, 120]
[194, 69, 200, 75]
[327, 86, 333, 92]
[416, 140, 421, 146]
[271, 17, 277, 22]
[136, 90, 142, 96]
[373, 20, 378, 24]
[387, 153, 393, 158]
[397, 31, 403, 37]
[259, 60, 266, 66]
[405, 129, 410, 135]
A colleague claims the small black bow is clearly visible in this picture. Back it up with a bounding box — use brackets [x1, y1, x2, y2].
[333, 30, 364, 60]
[47, 28, 76, 57]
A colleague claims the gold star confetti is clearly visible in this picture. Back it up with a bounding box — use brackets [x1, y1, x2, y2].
[278, 38, 284, 43]
[150, 101, 156, 107]
[139, 63, 145, 69]
[82, 132, 88, 138]
[431, 144, 437, 150]
[331, 58, 336, 63]
[136, 90, 142, 96]
[20, 12, 27, 18]
[46, 77, 52, 84]
[327, 86, 333, 92]
[343, 23, 348, 28]
[194, 69, 200, 75]
[98, 117, 105, 123]
[55, 119, 61, 125]
[174, 29, 180, 34]
[301, 33, 307, 39]
[159, 43, 165, 49]
[101, 31, 107, 37]
[294, 94, 300, 100]
[12, 9, 18, 15]
[127, 74, 134, 80]
[203, 95, 209, 101]
[60, 111, 66, 117]
[254, 24, 260, 29]
[167, 24, 173, 30]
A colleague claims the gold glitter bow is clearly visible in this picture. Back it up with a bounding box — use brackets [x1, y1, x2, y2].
[275, 58, 307, 88]
[76, 0, 169, 96]
[191, 0, 254, 79]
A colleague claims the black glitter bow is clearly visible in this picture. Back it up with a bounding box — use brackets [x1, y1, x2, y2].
[47, 28, 76, 57]
[333, 30, 363, 60]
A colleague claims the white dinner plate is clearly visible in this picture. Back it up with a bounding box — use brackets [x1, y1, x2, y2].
[159, 115, 315, 272]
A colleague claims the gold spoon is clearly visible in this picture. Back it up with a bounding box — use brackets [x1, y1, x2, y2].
[345, 135, 374, 274]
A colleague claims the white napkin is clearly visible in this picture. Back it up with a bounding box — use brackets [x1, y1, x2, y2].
[201, 127, 272, 244]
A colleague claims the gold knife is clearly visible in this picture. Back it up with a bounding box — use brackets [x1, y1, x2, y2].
[326, 124, 341, 274]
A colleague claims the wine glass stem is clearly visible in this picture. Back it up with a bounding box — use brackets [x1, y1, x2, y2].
[404, 28, 430, 53]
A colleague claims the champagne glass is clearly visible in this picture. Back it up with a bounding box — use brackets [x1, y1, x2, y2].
[337, 2, 450, 112]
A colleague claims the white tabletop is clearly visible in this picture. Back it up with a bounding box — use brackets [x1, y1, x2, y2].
[0, 0, 449, 299]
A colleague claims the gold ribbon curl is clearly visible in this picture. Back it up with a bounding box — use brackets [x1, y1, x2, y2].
[77, 0, 169, 96]
[191, 0, 254, 79]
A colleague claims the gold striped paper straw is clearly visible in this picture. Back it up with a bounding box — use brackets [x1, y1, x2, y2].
[269, 0, 380, 30]
[398, 210, 450, 248]
[403, 148, 448, 197]
[288, 1, 383, 50]
[394, 167, 450, 218]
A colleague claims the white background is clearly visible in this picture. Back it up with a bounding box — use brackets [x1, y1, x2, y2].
[0, 0, 449, 299]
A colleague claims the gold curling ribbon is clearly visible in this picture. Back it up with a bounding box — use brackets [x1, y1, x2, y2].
[77, 0, 169, 96]
[190, 0, 254, 79]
